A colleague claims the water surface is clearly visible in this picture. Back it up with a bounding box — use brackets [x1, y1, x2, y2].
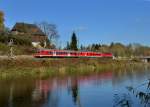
[0, 68, 150, 107]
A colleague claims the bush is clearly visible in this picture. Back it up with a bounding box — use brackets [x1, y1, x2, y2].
[0, 34, 8, 43]
[0, 34, 35, 55]
[0, 34, 32, 46]
[8, 34, 32, 46]
[0, 42, 9, 55]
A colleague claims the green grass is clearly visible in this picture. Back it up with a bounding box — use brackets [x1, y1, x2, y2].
[0, 58, 149, 80]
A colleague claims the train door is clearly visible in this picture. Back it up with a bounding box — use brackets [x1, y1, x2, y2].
[53, 51, 56, 56]
[68, 52, 71, 57]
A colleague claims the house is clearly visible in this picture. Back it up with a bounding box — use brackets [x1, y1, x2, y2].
[11, 22, 47, 47]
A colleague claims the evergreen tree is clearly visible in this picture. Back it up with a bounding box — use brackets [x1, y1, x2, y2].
[70, 32, 78, 50]
[95, 44, 99, 50]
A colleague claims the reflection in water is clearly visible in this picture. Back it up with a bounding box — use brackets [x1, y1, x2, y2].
[69, 77, 83, 107]
[70, 77, 78, 104]
[0, 71, 112, 107]
[0, 79, 36, 107]
[0, 67, 150, 107]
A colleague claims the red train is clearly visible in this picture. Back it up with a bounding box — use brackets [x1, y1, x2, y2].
[34, 49, 113, 58]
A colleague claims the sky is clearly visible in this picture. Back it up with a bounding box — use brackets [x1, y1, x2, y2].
[0, 0, 150, 47]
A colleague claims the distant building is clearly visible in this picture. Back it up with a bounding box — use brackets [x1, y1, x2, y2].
[11, 22, 47, 47]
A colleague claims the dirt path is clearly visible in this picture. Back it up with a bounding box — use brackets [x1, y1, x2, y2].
[0, 55, 34, 60]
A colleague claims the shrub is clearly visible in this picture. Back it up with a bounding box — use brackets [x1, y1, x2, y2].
[0, 34, 8, 43]
[0, 42, 9, 55]
[8, 34, 32, 46]
[0, 34, 32, 46]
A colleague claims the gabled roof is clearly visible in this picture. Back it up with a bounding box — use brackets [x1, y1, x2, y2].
[11, 22, 46, 36]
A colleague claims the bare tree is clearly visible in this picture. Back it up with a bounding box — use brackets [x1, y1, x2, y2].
[37, 22, 59, 46]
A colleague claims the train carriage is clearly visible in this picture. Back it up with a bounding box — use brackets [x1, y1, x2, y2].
[34, 49, 113, 58]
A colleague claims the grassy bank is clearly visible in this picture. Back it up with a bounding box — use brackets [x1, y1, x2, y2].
[0, 58, 149, 80]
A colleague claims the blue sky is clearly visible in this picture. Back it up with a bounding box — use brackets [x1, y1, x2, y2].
[0, 0, 150, 46]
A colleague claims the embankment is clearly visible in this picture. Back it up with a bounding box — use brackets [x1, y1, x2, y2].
[0, 57, 149, 79]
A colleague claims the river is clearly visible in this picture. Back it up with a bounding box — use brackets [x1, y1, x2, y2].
[0, 67, 150, 107]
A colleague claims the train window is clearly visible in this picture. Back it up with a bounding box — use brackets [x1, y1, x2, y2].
[70, 52, 76, 55]
[56, 52, 66, 55]
[63, 52, 66, 54]
[49, 52, 53, 54]
[56, 52, 60, 55]
[64, 52, 67, 54]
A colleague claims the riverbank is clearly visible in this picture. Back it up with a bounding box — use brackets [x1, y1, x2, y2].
[0, 57, 150, 80]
